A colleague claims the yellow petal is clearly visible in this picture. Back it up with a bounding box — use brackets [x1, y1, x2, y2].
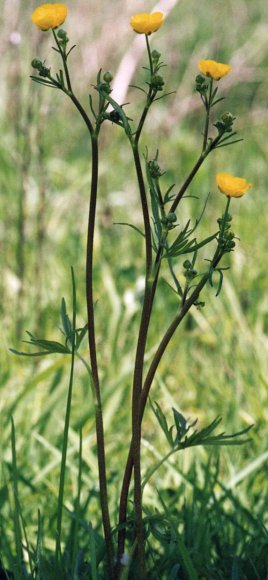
[130, 12, 164, 35]
[31, 3, 68, 31]
[216, 173, 252, 198]
[198, 59, 231, 80]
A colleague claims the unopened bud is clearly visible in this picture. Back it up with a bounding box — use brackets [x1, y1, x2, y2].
[195, 74, 205, 85]
[183, 268, 197, 280]
[151, 74, 165, 91]
[221, 112, 235, 126]
[228, 240, 236, 249]
[31, 58, 42, 70]
[148, 159, 162, 178]
[103, 71, 113, 83]
[57, 28, 68, 40]
[166, 212, 177, 223]
[151, 49, 161, 62]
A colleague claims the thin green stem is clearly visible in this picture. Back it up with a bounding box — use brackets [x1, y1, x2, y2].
[52, 29, 73, 93]
[55, 267, 76, 564]
[142, 448, 175, 491]
[146, 34, 153, 77]
[71, 428, 83, 577]
[134, 36, 155, 145]
[202, 78, 213, 152]
[170, 132, 222, 214]
[11, 418, 23, 580]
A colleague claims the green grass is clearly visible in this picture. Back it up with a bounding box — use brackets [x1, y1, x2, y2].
[1, 0, 268, 578]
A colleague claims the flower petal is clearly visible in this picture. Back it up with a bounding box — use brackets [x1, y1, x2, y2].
[216, 173, 252, 197]
[31, 3, 68, 31]
[130, 12, 164, 35]
[198, 59, 231, 80]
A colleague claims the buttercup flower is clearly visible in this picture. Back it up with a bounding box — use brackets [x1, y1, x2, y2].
[130, 12, 164, 35]
[216, 173, 252, 198]
[31, 3, 68, 31]
[198, 59, 231, 80]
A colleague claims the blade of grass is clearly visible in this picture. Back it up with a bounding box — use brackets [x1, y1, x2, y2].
[10, 417, 22, 580]
[71, 427, 83, 578]
[89, 522, 98, 580]
[157, 490, 198, 580]
[35, 509, 43, 580]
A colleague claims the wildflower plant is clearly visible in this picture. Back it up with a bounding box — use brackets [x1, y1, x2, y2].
[9, 3, 254, 579]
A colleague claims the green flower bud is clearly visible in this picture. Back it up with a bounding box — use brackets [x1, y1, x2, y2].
[57, 28, 68, 40]
[103, 71, 113, 83]
[150, 74, 165, 91]
[214, 120, 226, 134]
[109, 110, 121, 123]
[227, 231, 235, 240]
[166, 212, 177, 223]
[195, 74, 208, 94]
[183, 268, 197, 280]
[39, 66, 50, 78]
[151, 49, 161, 62]
[195, 74, 205, 85]
[183, 260, 192, 270]
[31, 58, 43, 70]
[148, 159, 162, 178]
[228, 240, 236, 249]
[221, 112, 235, 126]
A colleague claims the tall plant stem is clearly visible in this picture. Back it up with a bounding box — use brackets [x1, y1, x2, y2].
[130, 143, 153, 578]
[170, 135, 221, 215]
[86, 133, 114, 578]
[53, 34, 114, 573]
[116, 243, 225, 564]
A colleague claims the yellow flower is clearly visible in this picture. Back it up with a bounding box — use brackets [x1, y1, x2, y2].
[198, 59, 231, 80]
[216, 173, 252, 198]
[31, 3, 68, 31]
[130, 12, 164, 35]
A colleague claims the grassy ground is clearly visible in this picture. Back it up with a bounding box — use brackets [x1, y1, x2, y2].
[1, 0, 268, 577]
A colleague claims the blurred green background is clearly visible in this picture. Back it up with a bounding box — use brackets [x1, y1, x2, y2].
[0, 0, 268, 572]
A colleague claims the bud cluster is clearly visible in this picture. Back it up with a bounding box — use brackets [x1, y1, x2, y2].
[97, 71, 113, 96]
[217, 213, 236, 251]
[161, 212, 177, 230]
[183, 259, 197, 280]
[214, 112, 235, 135]
[195, 74, 208, 96]
[151, 49, 161, 64]
[31, 59, 50, 78]
[57, 28, 69, 48]
[148, 159, 162, 178]
[150, 74, 165, 92]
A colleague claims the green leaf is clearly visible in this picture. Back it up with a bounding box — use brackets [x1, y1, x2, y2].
[172, 407, 188, 441]
[113, 222, 145, 238]
[150, 400, 174, 448]
[76, 323, 89, 349]
[61, 297, 72, 338]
